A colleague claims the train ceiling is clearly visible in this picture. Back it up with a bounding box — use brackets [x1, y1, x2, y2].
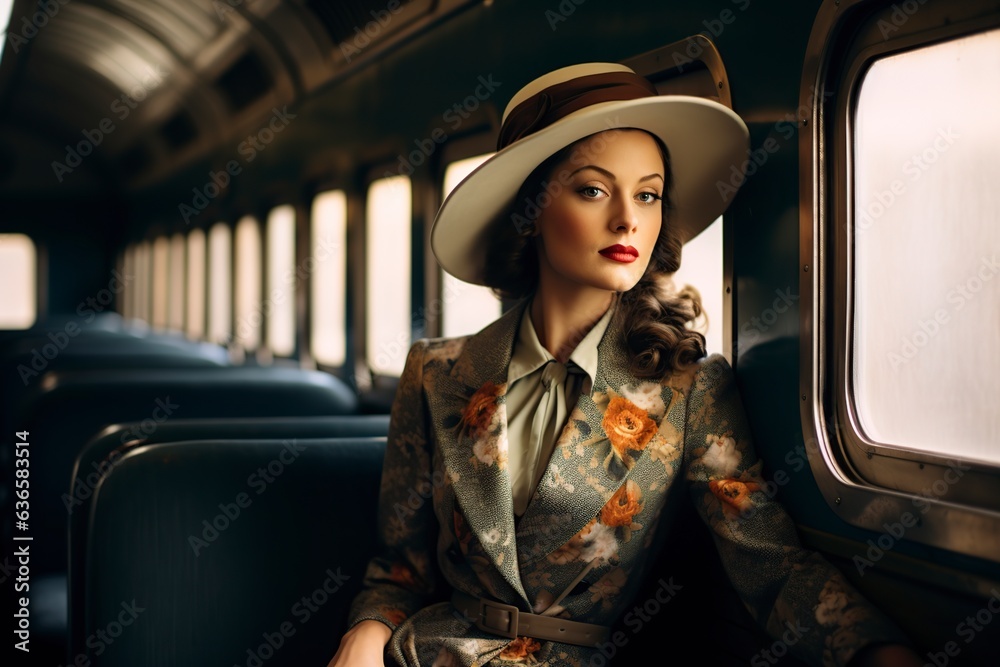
[0, 0, 478, 197]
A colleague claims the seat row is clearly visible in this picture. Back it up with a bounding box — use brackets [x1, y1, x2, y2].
[0, 315, 375, 665]
[67, 419, 389, 666]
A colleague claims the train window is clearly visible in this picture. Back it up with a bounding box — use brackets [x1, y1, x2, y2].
[310, 190, 347, 367]
[0, 2, 11, 58]
[186, 228, 207, 339]
[0, 233, 37, 329]
[672, 217, 722, 354]
[168, 233, 185, 331]
[234, 215, 263, 351]
[121, 245, 134, 321]
[208, 222, 232, 344]
[851, 28, 1000, 466]
[366, 175, 411, 376]
[266, 205, 296, 357]
[151, 235, 170, 329]
[802, 4, 1000, 564]
[134, 241, 151, 323]
[441, 154, 502, 338]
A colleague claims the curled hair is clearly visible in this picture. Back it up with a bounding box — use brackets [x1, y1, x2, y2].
[482, 129, 706, 378]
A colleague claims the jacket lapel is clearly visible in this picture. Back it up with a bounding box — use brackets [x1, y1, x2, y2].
[437, 297, 693, 602]
[514, 309, 682, 568]
[436, 300, 530, 604]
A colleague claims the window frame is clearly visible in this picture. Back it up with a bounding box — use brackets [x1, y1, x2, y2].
[363, 170, 414, 379]
[0, 233, 38, 329]
[264, 203, 298, 358]
[799, 0, 1000, 566]
[186, 227, 208, 340]
[207, 221, 234, 345]
[308, 188, 349, 369]
[438, 137, 502, 340]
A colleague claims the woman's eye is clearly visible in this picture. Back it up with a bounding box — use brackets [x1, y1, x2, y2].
[579, 186, 604, 199]
[637, 192, 662, 204]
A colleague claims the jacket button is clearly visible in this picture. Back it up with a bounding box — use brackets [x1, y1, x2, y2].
[446, 546, 463, 564]
[569, 580, 592, 596]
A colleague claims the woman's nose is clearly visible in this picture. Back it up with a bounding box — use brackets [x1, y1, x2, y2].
[608, 196, 639, 233]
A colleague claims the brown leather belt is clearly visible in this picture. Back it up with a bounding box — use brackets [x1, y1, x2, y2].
[451, 590, 611, 647]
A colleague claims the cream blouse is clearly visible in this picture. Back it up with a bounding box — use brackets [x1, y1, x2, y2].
[504, 297, 617, 516]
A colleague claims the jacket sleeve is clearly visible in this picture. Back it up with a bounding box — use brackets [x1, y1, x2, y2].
[682, 354, 912, 667]
[346, 340, 443, 632]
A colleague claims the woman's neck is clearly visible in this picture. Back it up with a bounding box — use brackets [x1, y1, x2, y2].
[529, 286, 614, 363]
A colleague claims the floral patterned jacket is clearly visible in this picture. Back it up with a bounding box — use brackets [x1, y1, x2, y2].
[346, 299, 908, 666]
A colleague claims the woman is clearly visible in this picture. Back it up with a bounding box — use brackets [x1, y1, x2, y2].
[329, 63, 921, 666]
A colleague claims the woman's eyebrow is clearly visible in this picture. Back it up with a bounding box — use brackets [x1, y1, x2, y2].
[569, 165, 664, 183]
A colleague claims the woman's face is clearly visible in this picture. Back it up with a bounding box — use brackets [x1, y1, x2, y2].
[533, 129, 664, 296]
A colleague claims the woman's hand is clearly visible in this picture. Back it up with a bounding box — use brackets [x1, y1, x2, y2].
[326, 619, 392, 667]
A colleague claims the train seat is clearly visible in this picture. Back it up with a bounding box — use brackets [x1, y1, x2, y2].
[10, 367, 361, 580]
[58, 416, 392, 658]
[0, 327, 231, 437]
[71, 437, 386, 666]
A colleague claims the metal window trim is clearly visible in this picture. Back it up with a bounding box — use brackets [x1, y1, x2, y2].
[798, 0, 1000, 567]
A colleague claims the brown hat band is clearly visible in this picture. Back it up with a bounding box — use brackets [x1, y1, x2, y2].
[496, 71, 659, 151]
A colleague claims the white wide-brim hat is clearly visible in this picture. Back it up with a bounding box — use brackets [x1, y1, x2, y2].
[430, 62, 750, 286]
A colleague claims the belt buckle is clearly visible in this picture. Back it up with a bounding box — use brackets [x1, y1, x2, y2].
[476, 598, 520, 639]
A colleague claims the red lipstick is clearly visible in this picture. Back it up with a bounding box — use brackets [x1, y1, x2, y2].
[598, 244, 639, 263]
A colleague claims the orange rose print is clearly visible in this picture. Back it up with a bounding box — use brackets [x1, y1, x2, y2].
[600, 479, 643, 527]
[709, 478, 760, 512]
[499, 636, 542, 662]
[462, 381, 503, 437]
[602, 397, 658, 458]
[546, 518, 596, 565]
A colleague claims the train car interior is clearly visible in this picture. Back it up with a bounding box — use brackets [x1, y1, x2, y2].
[0, 0, 998, 665]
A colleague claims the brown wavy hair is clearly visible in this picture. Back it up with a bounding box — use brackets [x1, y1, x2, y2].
[482, 129, 706, 378]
